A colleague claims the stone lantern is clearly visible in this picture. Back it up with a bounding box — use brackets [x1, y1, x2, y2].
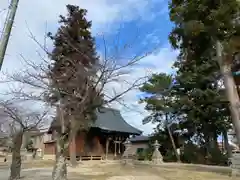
[122, 138, 133, 165]
[151, 140, 163, 165]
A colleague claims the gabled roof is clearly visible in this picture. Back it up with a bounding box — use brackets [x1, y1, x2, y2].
[49, 107, 142, 135]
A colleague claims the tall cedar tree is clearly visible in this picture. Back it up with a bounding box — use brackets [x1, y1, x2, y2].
[47, 5, 103, 179]
[48, 5, 103, 132]
[168, 0, 239, 161]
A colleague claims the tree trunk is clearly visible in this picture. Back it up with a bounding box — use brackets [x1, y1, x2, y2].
[165, 114, 181, 162]
[69, 132, 77, 167]
[9, 130, 23, 180]
[52, 105, 68, 180]
[203, 132, 211, 161]
[223, 130, 232, 157]
[216, 41, 240, 147]
[167, 125, 181, 162]
[213, 132, 220, 151]
[69, 118, 77, 167]
[52, 133, 67, 180]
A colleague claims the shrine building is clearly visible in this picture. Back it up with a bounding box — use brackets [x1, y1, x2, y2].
[43, 107, 142, 160]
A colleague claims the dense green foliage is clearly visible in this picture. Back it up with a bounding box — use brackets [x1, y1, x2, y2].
[168, 0, 239, 146]
[140, 0, 240, 165]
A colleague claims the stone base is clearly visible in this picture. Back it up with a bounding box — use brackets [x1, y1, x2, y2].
[7, 154, 12, 161]
[151, 158, 163, 165]
[232, 169, 240, 177]
[121, 158, 134, 166]
[25, 153, 33, 161]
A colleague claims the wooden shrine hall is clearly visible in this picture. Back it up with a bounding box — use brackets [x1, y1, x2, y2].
[44, 108, 142, 160]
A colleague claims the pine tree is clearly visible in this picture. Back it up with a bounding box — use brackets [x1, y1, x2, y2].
[140, 73, 181, 162]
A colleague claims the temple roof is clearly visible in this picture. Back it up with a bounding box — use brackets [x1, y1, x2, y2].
[49, 107, 142, 135]
[93, 108, 142, 135]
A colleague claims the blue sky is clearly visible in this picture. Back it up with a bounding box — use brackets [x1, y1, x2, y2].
[0, 0, 177, 134]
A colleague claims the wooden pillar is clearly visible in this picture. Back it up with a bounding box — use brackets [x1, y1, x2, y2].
[105, 138, 109, 160]
[105, 137, 111, 160]
[118, 137, 121, 154]
[114, 141, 117, 157]
[69, 134, 77, 165]
[113, 136, 123, 157]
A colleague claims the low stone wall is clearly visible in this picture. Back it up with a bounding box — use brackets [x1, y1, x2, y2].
[133, 160, 231, 175]
[231, 154, 240, 176]
[43, 154, 55, 160]
[7, 154, 12, 161]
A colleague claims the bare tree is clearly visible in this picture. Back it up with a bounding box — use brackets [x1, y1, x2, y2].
[0, 99, 47, 180]
[0, 36, 152, 180]
[0, 6, 157, 180]
[0, 35, 152, 180]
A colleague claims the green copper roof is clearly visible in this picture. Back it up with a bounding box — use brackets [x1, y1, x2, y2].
[93, 108, 142, 135]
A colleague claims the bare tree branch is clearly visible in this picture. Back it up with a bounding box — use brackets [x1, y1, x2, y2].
[0, 99, 48, 131]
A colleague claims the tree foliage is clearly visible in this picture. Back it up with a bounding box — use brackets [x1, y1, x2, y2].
[140, 0, 240, 164]
[47, 5, 103, 133]
[140, 73, 181, 162]
[168, 0, 237, 145]
[140, 73, 175, 127]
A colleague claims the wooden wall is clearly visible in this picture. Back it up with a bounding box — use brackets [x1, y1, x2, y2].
[45, 132, 105, 157]
[72, 132, 104, 156]
[43, 130, 127, 158]
[44, 142, 55, 155]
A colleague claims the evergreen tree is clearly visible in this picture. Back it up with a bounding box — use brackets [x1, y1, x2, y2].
[140, 73, 181, 162]
[47, 5, 102, 179]
[48, 5, 102, 120]
[168, 0, 238, 162]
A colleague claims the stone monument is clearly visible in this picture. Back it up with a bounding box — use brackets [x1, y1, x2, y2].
[20, 148, 27, 161]
[122, 138, 134, 165]
[36, 148, 43, 159]
[151, 140, 163, 165]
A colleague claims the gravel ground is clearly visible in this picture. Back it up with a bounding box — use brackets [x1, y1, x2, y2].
[0, 161, 237, 180]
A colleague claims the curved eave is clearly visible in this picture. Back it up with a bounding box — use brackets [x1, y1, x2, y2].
[93, 108, 142, 135]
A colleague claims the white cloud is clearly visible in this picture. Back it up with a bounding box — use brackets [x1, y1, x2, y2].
[0, 0, 166, 71]
[0, 0, 176, 135]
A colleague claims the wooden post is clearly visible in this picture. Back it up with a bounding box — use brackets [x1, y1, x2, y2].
[114, 141, 117, 157]
[0, 0, 20, 70]
[118, 137, 121, 154]
[69, 135, 77, 166]
[69, 117, 77, 167]
[105, 138, 109, 160]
